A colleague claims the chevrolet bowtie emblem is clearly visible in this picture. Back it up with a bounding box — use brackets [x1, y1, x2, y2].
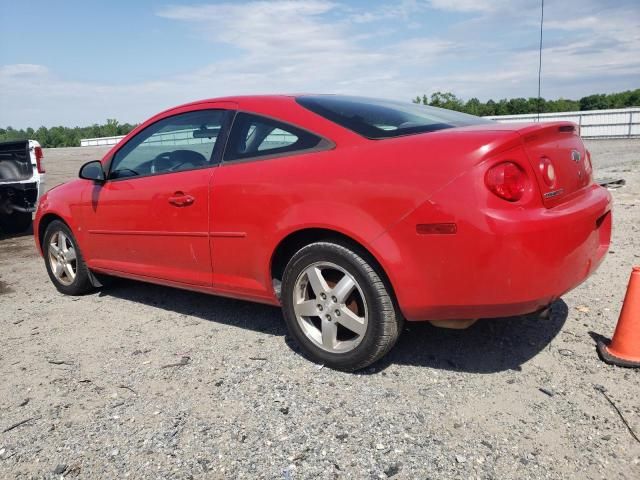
[571, 150, 581, 162]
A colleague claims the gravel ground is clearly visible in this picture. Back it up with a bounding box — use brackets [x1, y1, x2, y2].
[0, 139, 639, 479]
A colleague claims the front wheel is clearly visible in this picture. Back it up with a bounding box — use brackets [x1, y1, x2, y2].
[43, 220, 94, 295]
[281, 242, 402, 371]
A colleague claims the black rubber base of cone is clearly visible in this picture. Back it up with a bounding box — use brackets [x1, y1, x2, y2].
[597, 340, 640, 368]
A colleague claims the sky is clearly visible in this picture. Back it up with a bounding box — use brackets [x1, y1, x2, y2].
[1, 0, 639, 128]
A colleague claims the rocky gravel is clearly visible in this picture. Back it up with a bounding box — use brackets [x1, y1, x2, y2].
[0, 139, 639, 479]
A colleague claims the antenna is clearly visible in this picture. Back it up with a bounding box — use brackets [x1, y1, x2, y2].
[537, 0, 544, 122]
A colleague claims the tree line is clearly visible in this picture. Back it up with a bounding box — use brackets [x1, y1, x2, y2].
[1, 88, 638, 148]
[413, 88, 640, 116]
[0, 119, 136, 148]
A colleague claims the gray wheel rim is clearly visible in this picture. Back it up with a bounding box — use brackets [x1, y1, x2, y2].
[48, 230, 77, 286]
[293, 261, 368, 354]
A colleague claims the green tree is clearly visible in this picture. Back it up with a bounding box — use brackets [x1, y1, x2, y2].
[429, 91, 465, 111]
[465, 97, 482, 116]
[0, 120, 137, 147]
[411, 88, 640, 116]
[579, 94, 609, 111]
[482, 99, 497, 116]
[104, 118, 120, 137]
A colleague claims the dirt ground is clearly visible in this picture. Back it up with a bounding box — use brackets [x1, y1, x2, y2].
[0, 139, 639, 479]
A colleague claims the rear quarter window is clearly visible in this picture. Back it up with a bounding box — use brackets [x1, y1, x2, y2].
[223, 112, 325, 162]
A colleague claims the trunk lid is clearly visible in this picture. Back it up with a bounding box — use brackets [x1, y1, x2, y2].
[0, 140, 33, 182]
[517, 122, 591, 208]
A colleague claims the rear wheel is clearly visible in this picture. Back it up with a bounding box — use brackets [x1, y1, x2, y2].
[281, 242, 402, 371]
[0, 211, 32, 234]
[43, 220, 93, 295]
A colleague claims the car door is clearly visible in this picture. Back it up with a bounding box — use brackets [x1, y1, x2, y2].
[81, 108, 233, 286]
[209, 111, 330, 298]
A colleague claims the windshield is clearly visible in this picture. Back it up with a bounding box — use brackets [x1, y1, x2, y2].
[296, 95, 492, 139]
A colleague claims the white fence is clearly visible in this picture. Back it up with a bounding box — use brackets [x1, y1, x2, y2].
[79, 128, 295, 148]
[80, 128, 219, 148]
[80, 135, 125, 147]
[484, 108, 640, 138]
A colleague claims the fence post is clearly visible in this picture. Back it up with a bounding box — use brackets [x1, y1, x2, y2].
[578, 113, 583, 136]
[629, 111, 633, 138]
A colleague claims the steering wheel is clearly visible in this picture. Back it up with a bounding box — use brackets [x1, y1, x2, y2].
[151, 152, 173, 174]
[152, 150, 208, 173]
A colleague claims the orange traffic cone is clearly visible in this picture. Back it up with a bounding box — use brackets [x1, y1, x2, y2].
[597, 266, 640, 368]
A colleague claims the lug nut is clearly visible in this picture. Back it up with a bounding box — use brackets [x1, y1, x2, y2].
[317, 304, 323, 311]
[335, 310, 341, 316]
[331, 296, 337, 302]
[325, 314, 331, 321]
[320, 293, 327, 300]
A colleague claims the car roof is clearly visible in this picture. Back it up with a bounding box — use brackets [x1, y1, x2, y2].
[104, 95, 363, 161]
[174, 94, 296, 107]
[153, 94, 361, 141]
[151, 94, 307, 121]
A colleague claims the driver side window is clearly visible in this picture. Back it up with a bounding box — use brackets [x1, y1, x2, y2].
[109, 109, 226, 179]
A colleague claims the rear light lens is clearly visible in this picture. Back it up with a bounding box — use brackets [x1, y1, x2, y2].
[485, 161, 528, 202]
[539, 156, 556, 187]
[34, 146, 45, 174]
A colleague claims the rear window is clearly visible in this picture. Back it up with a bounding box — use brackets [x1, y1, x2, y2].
[296, 95, 492, 139]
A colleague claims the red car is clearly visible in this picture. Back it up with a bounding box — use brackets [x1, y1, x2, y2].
[35, 95, 612, 370]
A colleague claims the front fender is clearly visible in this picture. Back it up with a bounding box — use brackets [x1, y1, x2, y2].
[34, 180, 87, 256]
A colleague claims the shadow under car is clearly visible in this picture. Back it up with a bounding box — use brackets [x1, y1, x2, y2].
[97, 278, 568, 374]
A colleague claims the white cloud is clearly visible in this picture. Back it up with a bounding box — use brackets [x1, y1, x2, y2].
[159, 1, 341, 53]
[348, 0, 426, 23]
[1, 0, 638, 127]
[0, 64, 49, 77]
[426, 0, 513, 13]
[157, 2, 455, 103]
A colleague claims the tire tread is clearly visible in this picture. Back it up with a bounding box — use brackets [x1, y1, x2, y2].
[282, 241, 402, 371]
[43, 220, 94, 295]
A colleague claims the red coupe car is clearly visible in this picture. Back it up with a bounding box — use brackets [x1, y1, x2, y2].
[35, 95, 612, 370]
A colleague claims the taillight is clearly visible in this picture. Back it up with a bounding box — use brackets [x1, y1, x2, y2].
[34, 146, 45, 174]
[485, 161, 528, 202]
[539, 156, 556, 187]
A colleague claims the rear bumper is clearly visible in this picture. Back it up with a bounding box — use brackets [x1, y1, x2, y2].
[373, 184, 612, 321]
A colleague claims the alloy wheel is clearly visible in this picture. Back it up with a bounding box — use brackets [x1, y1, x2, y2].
[48, 230, 77, 286]
[292, 261, 368, 353]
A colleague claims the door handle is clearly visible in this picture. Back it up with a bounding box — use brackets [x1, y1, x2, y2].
[168, 192, 195, 207]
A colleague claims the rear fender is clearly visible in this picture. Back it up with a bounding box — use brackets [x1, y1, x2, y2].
[265, 200, 392, 283]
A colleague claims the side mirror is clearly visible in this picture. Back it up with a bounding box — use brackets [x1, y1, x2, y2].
[79, 160, 105, 182]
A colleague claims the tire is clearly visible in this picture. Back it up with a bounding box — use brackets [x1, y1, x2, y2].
[281, 241, 402, 371]
[0, 211, 32, 234]
[43, 220, 94, 295]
